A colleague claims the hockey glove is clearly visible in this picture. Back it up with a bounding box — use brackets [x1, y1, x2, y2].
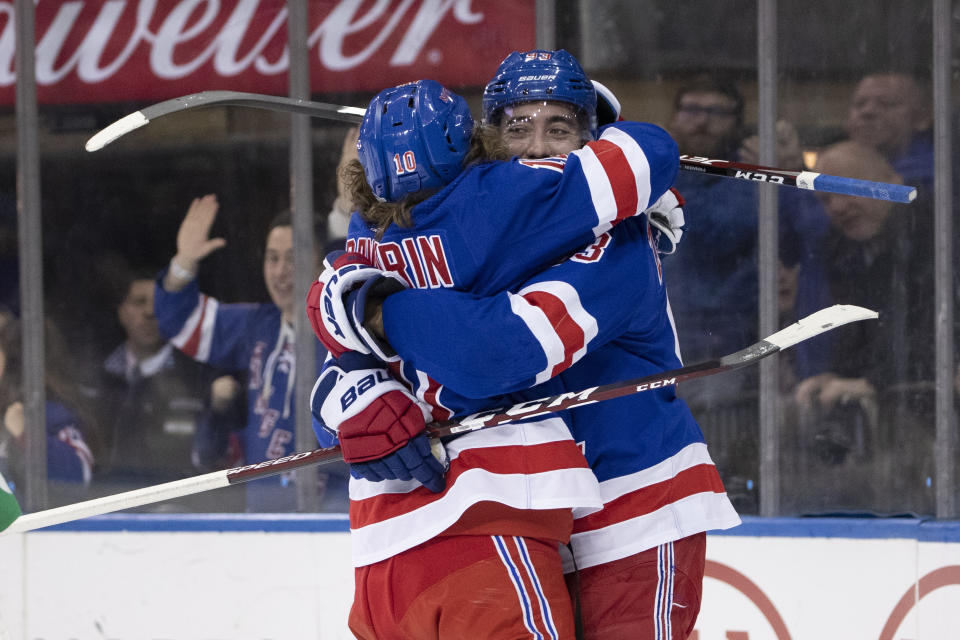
[593, 80, 623, 127]
[306, 250, 406, 360]
[310, 352, 448, 493]
[646, 188, 686, 255]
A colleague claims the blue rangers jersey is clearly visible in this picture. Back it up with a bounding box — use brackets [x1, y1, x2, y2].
[333, 121, 679, 566]
[155, 274, 332, 511]
[0, 400, 94, 499]
[377, 190, 740, 572]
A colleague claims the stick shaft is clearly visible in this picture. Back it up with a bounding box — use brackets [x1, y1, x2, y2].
[2, 305, 875, 534]
[4, 446, 346, 534]
[679, 155, 917, 203]
[85, 91, 915, 203]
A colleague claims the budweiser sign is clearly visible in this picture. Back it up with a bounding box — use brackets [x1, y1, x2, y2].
[0, 0, 536, 104]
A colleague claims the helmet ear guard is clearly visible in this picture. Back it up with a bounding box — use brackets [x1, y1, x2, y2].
[592, 79, 622, 127]
[357, 79, 474, 203]
[482, 49, 597, 135]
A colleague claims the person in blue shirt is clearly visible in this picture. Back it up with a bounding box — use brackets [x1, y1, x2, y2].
[0, 311, 96, 502]
[845, 72, 932, 199]
[154, 201, 347, 512]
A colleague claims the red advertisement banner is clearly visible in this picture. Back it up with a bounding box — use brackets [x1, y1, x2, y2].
[0, 0, 536, 105]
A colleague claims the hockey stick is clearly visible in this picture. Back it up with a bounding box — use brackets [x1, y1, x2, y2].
[678, 154, 916, 204]
[0, 304, 875, 535]
[85, 90, 916, 204]
[84, 90, 366, 152]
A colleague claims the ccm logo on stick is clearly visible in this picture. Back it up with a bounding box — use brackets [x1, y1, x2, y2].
[636, 378, 675, 391]
[734, 170, 785, 183]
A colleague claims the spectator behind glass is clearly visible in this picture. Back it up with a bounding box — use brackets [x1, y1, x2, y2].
[326, 126, 360, 247]
[154, 198, 345, 513]
[665, 75, 828, 370]
[0, 311, 96, 505]
[91, 263, 245, 511]
[792, 140, 945, 515]
[663, 76, 829, 510]
[846, 72, 932, 197]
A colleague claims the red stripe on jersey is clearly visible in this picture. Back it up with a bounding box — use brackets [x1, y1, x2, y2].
[349, 439, 589, 527]
[586, 139, 639, 221]
[388, 362, 452, 422]
[572, 463, 726, 533]
[518, 158, 567, 171]
[179, 296, 208, 358]
[387, 361, 404, 379]
[521, 290, 585, 377]
[423, 377, 453, 421]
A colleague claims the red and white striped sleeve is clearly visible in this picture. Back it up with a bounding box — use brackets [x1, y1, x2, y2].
[571, 125, 657, 236]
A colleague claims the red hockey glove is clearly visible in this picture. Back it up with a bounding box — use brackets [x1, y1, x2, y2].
[646, 188, 686, 255]
[306, 250, 406, 360]
[312, 352, 447, 493]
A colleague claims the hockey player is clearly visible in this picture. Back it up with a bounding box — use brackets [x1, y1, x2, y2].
[318, 51, 740, 639]
[308, 76, 681, 638]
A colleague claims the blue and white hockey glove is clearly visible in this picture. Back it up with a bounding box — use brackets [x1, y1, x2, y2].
[310, 352, 448, 493]
[593, 79, 623, 127]
[646, 188, 686, 255]
[306, 250, 406, 360]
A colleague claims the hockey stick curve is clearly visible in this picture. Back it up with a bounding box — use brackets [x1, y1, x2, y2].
[0, 304, 875, 535]
[85, 91, 916, 203]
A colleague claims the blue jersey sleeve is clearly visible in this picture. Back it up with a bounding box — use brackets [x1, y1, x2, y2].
[45, 401, 94, 484]
[154, 269, 262, 372]
[381, 217, 666, 398]
[475, 121, 677, 246]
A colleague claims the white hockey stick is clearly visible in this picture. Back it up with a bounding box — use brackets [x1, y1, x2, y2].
[0, 304, 875, 535]
[85, 90, 366, 152]
[85, 90, 916, 203]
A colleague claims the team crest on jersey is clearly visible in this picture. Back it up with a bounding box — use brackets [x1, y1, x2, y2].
[518, 155, 567, 173]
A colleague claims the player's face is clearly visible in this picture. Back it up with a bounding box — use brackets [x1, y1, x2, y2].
[117, 279, 162, 352]
[263, 225, 295, 319]
[498, 101, 585, 158]
[669, 91, 739, 157]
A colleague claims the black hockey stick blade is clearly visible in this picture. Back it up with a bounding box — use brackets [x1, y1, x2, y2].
[85, 90, 365, 152]
[2, 304, 874, 534]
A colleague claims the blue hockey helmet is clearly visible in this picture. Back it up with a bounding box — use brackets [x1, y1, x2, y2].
[357, 79, 474, 203]
[482, 50, 597, 133]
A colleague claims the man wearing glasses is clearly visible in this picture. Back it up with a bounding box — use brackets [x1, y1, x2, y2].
[664, 76, 829, 512]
